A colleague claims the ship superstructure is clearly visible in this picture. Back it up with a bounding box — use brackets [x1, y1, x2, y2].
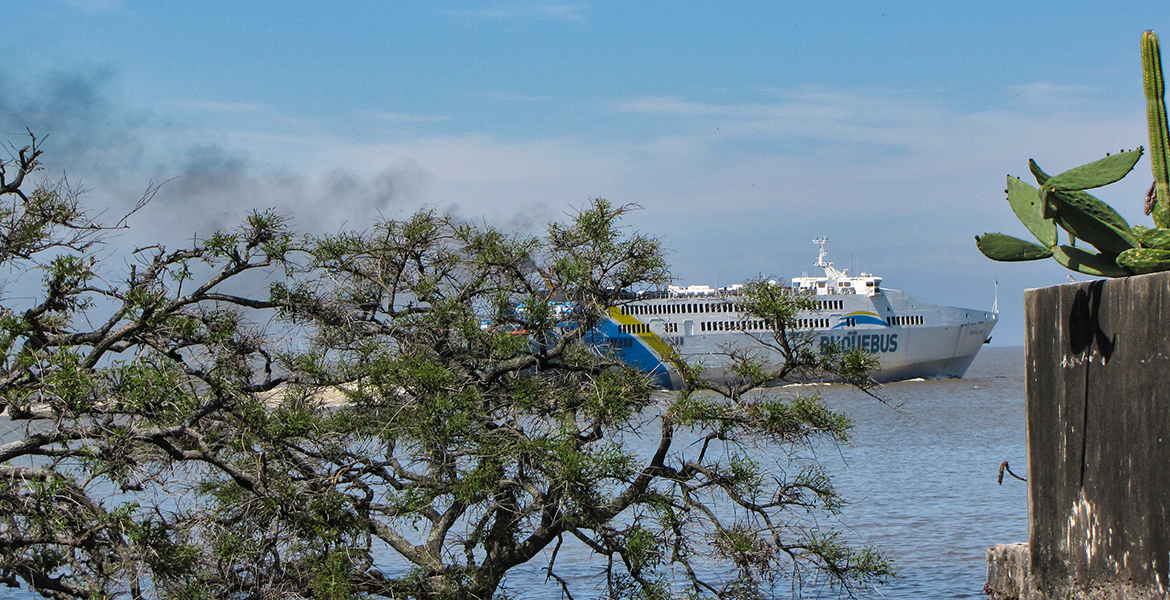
[592, 238, 997, 389]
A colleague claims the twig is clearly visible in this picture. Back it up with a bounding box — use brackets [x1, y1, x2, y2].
[998, 460, 1026, 484]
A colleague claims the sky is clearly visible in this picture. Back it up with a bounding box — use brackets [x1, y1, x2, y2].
[2, 1, 1169, 345]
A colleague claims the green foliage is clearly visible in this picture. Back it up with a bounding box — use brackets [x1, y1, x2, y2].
[128, 519, 200, 580]
[669, 392, 851, 444]
[978, 30, 1170, 276]
[309, 550, 361, 600]
[0, 139, 888, 600]
[802, 531, 894, 585]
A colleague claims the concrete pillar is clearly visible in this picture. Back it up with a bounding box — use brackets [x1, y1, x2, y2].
[986, 543, 1031, 599]
[1021, 273, 1170, 599]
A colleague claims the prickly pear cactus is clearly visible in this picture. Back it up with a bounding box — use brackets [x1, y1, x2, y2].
[976, 150, 1144, 276]
[976, 30, 1170, 277]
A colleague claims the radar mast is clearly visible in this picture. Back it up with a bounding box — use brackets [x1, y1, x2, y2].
[812, 237, 830, 269]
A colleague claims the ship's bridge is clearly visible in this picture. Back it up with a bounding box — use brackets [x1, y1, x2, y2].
[791, 238, 882, 297]
[792, 272, 882, 296]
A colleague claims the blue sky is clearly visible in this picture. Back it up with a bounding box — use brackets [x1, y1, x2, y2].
[3, 1, 1170, 345]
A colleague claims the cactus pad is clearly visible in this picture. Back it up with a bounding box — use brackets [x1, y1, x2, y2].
[1133, 225, 1170, 249]
[1053, 246, 1131, 277]
[976, 233, 1053, 261]
[1006, 176, 1057, 247]
[1117, 247, 1170, 274]
[1046, 190, 1138, 253]
[1041, 149, 1143, 192]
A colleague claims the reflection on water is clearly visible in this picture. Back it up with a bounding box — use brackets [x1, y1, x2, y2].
[0, 347, 1028, 599]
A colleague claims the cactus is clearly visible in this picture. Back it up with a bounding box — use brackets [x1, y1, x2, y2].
[1054, 245, 1131, 278]
[1046, 190, 1138, 254]
[1133, 225, 1170, 249]
[977, 150, 1143, 277]
[976, 30, 1170, 277]
[1027, 159, 1139, 253]
[975, 233, 1053, 261]
[1144, 31, 1170, 228]
[1118, 247, 1170, 274]
[1006, 175, 1056, 246]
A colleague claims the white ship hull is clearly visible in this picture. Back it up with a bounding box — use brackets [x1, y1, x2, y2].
[590, 240, 997, 390]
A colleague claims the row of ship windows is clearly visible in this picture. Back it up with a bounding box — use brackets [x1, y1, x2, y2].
[623, 318, 833, 334]
[622, 303, 738, 315]
[619, 323, 681, 335]
[701, 320, 777, 332]
[607, 337, 685, 348]
[621, 299, 845, 316]
[620, 315, 919, 335]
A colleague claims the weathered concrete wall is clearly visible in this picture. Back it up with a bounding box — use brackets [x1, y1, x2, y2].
[986, 543, 1031, 599]
[1023, 273, 1170, 599]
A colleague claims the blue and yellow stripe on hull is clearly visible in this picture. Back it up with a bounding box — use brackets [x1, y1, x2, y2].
[584, 308, 677, 388]
[832, 311, 890, 329]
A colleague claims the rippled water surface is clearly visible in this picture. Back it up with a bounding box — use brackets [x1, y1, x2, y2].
[814, 345, 1029, 598]
[507, 345, 1030, 599]
[0, 347, 1028, 599]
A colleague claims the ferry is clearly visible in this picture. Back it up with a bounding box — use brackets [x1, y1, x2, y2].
[591, 238, 997, 389]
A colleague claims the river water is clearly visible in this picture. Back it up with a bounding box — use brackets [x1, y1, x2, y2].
[814, 344, 1029, 598]
[504, 345, 1029, 599]
[0, 346, 1028, 599]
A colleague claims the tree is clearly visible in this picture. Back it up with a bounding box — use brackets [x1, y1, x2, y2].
[0, 137, 891, 600]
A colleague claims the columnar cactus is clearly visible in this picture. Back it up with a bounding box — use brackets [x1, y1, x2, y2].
[1145, 30, 1170, 228]
[977, 30, 1170, 277]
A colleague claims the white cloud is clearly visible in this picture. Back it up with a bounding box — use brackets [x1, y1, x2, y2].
[1007, 81, 1099, 107]
[161, 83, 1144, 235]
[36, 77, 1147, 345]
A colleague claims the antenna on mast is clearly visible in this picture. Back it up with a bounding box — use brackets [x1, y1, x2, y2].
[993, 280, 999, 314]
[812, 237, 830, 268]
